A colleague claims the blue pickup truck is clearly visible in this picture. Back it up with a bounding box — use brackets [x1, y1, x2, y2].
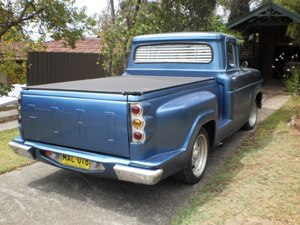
[9, 32, 263, 185]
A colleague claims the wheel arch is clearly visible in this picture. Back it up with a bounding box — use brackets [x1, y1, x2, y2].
[184, 114, 217, 158]
[256, 91, 263, 109]
[202, 120, 216, 148]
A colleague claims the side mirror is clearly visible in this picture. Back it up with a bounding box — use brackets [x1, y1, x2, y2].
[241, 61, 248, 68]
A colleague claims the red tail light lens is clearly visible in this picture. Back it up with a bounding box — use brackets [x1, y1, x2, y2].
[134, 131, 143, 141]
[131, 105, 142, 115]
[45, 151, 52, 157]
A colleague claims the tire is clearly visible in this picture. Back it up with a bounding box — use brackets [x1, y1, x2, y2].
[174, 128, 209, 184]
[243, 101, 258, 131]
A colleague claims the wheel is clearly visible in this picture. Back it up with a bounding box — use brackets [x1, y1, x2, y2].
[174, 128, 209, 184]
[243, 101, 258, 131]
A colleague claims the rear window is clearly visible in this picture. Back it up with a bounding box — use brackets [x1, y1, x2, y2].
[134, 44, 212, 63]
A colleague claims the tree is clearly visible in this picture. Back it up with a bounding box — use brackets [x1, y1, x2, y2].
[159, 0, 217, 32]
[109, 0, 116, 23]
[100, 0, 161, 75]
[100, 0, 220, 76]
[276, 0, 300, 44]
[219, 0, 251, 23]
[0, 0, 95, 46]
[229, 0, 250, 22]
[0, 0, 96, 95]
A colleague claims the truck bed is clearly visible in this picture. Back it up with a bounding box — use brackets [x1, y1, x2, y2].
[26, 75, 214, 95]
[21, 75, 214, 158]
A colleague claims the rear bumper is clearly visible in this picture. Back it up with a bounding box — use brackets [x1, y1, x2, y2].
[9, 140, 164, 185]
[9, 141, 35, 160]
[113, 165, 163, 185]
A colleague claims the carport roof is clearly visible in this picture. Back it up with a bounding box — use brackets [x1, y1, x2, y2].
[227, 2, 300, 31]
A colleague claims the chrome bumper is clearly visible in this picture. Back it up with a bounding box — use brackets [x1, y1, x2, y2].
[8, 141, 34, 160]
[113, 164, 163, 185]
[9, 141, 163, 185]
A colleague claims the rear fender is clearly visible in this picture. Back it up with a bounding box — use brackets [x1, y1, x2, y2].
[129, 89, 218, 162]
[156, 90, 217, 164]
[250, 83, 263, 109]
[180, 110, 217, 169]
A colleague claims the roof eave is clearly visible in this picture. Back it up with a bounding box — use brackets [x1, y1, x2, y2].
[227, 2, 300, 29]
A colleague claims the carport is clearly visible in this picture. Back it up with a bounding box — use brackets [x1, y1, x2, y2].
[227, 2, 300, 80]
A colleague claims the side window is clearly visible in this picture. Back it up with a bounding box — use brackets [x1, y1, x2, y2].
[227, 42, 237, 69]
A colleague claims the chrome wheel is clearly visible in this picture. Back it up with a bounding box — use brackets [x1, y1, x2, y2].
[248, 102, 258, 128]
[191, 133, 208, 177]
[173, 128, 209, 184]
[243, 101, 259, 131]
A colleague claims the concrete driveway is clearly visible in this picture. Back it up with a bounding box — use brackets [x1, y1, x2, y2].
[0, 89, 289, 225]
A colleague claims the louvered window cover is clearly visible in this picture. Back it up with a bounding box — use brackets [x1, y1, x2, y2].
[134, 44, 212, 63]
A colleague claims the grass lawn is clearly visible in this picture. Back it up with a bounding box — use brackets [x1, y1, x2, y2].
[0, 128, 33, 174]
[173, 97, 300, 225]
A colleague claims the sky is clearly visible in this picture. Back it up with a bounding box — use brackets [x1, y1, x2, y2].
[74, 0, 118, 16]
[29, 1, 117, 40]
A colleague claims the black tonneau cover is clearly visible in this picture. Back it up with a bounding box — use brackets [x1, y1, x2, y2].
[26, 75, 214, 95]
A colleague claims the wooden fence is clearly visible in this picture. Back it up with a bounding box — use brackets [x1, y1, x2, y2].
[27, 52, 107, 85]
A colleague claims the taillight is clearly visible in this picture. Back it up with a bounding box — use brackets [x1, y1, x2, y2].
[44, 150, 60, 160]
[130, 103, 145, 143]
[18, 95, 22, 124]
[132, 119, 144, 129]
[133, 131, 144, 141]
[45, 150, 52, 157]
[131, 104, 142, 116]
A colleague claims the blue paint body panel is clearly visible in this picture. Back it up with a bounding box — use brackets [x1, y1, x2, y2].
[12, 32, 264, 184]
[21, 92, 130, 157]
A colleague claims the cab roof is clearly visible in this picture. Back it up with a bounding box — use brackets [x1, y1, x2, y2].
[132, 32, 235, 42]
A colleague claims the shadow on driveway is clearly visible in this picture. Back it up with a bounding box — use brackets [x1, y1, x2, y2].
[0, 93, 289, 225]
[25, 129, 253, 225]
[29, 170, 190, 224]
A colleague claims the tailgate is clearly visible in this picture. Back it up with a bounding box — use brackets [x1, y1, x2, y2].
[21, 91, 130, 158]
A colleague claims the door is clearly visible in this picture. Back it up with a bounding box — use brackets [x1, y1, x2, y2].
[227, 40, 253, 127]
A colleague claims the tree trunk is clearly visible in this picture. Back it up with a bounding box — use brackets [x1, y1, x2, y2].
[110, 0, 115, 23]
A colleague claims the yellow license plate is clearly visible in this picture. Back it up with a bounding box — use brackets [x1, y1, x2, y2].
[61, 154, 90, 170]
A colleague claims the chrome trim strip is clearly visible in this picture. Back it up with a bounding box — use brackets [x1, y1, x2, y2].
[25, 140, 129, 165]
[113, 164, 163, 185]
[9, 141, 34, 160]
[135, 44, 212, 63]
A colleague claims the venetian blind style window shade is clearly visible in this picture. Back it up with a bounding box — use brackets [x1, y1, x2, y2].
[135, 44, 212, 63]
